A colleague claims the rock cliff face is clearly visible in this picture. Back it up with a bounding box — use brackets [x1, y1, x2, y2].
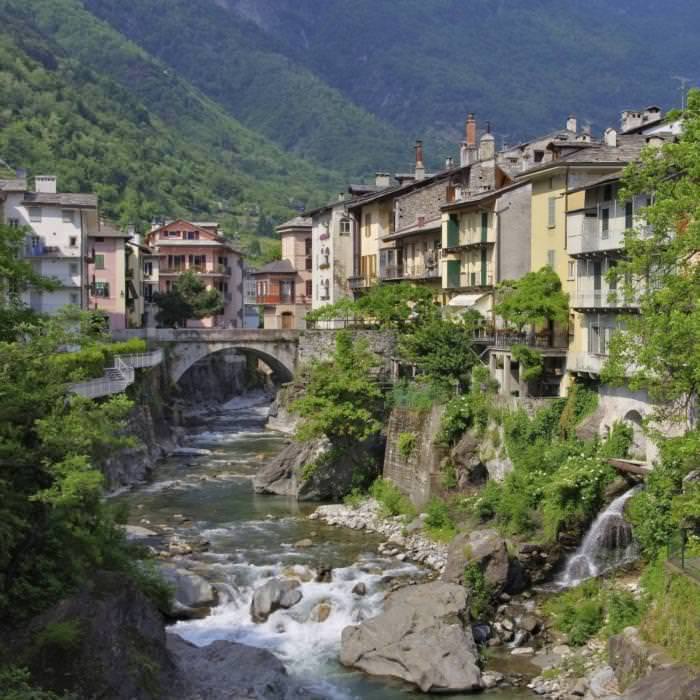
[21, 571, 318, 700]
[253, 436, 383, 501]
[340, 581, 482, 693]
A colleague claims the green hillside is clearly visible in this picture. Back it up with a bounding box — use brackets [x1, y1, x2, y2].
[217, 0, 700, 144]
[83, 0, 416, 176]
[0, 0, 341, 251]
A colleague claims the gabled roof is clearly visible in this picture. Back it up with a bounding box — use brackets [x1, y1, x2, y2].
[442, 180, 529, 212]
[147, 218, 242, 255]
[0, 178, 27, 192]
[382, 216, 442, 242]
[250, 259, 296, 275]
[90, 222, 130, 239]
[566, 172, 624, 195]
[276, 215, 311, 232]
[22, 192, 98, 208]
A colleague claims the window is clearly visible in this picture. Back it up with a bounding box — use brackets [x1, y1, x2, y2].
[567, 260, 576, 280]
[625, 201, 633, 229]
[364, 213, 372, 238]
[547, 250, 556, 268]
[603, 184, 613, 202]
[144, 261, 153, 276]
[304, 238, 312, 255]
[305, 280, 312, 298]
[69, 236, 77, 247]
[534, 150, 544, 163]
[69, 263, 79, 275]
[62, 210, 75, 224]
[69, 293, 79, 305]
[28, 207, 41, 222]
[188, 254, 206, 269]
[8, 218, 19, 227]
[588, 323, 601, 354]
[94, 281, 110, 298]
[186, 231, 199, 240]
[94, 254, 105, 270]
[601, 208, 610, 238]
[339, 218, 351, 235]
[547, 196, 556, 227]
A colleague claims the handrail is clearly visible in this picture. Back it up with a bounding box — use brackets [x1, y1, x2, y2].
[68, 349, 162, 399]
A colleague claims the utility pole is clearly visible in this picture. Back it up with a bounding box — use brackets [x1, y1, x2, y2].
[672, 75, 691, 110]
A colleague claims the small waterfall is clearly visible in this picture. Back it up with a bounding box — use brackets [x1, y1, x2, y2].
[558, 486, 641, 587]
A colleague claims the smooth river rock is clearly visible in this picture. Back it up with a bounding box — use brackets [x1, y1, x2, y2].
[159, 565, 217, 610]
[251, 578, 303, 622]
[340, 581, 482, 693]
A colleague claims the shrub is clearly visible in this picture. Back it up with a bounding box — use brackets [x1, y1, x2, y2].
[599, 421, 633, 459]
[397, 432, 417, 459]
[0, 666, 73, 699]
[423, 497, 456, 542]
[343, 488, 365, 508]
[543, 579, 605, 646]
[34, 620, 82, 652]
[463, 564, 492, 620]
[511, 344, 543, 382]
[440, 460, 458, 490]
[389, 380, 449, 412]
[605, 589, 641, 635]
[369, 479, 415, 518]
[541, 454, 616, 542]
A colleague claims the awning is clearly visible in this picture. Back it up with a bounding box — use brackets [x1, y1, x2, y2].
[447, 293, 490, 308]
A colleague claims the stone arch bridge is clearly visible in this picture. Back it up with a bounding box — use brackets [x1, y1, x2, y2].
[110, 328, 397, 385]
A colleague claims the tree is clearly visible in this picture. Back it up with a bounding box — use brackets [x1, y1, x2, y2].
[153, 270, 224, 327]
[291, 331, 383, 443]
[603, 89, 700, 425]
[0, 313, 135, 624]
[399, 313, 480, 390]
[0, 224, 57, 340]
[494, 267, 569, 331]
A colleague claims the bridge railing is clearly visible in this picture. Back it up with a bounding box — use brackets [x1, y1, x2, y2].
[68, 349, 163, 399]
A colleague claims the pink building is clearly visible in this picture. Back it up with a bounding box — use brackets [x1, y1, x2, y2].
[145, 219, 244, 328]
[253, 216, 312, 329]
[86, 223, 130, 331]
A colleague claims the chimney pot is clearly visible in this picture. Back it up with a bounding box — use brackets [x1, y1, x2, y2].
[566, 114, 577, 133]
[445, 156, 454, 169]
[34, 175, 57, 194]
[414, 140, 425, 180]
[375, 172, 391, 188]
[604, 128, 617, 148]
[466, 113, 477, 147]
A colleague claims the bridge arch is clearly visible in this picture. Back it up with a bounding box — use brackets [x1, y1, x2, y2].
[170, 342, 295, 385]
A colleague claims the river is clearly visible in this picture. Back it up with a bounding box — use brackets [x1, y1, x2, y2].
[118, 392, 532, 699]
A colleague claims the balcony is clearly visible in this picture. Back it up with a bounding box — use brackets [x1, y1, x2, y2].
[472, 329, 569, 351]
[255, 294, 310, 305]
[380, 261, 441, 281]
[24, 244, 62, 257]
[571, 290, 640, 311]
[348, 275, 376, 291]
[568, 352, 606, 375]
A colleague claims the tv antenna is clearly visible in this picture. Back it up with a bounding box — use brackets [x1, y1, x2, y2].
[672, 75, 692, 110]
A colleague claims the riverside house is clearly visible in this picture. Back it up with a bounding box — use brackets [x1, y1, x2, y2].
[145, 219, 244, 328]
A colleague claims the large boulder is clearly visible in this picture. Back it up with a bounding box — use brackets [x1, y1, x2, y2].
[340, 581, 482, 693]
[250, 578, 303, 622]
[253, 437, 382, 501]
[442, 529, 523, 594]
[450, 432, 488, 486]
[159, 566, 217, 613]
[620, 666, 700, 700]
[608, 626, 670, 691]
[168, 634, 320, 699]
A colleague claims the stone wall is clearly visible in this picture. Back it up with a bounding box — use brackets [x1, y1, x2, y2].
[297, 329, 397, 377]
[383, 405, 446, 506]
[396, 179, 447, 229]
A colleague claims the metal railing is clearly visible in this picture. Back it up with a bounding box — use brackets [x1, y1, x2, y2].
[69, 349, 163, 399]
[256, 294, 310, 305]
[571, 291, 640, 310]
[472, 330, 569, 349]
[380, 262, 440, 280]
[348, 276, 376, 290]
[668, 527, 700, 583]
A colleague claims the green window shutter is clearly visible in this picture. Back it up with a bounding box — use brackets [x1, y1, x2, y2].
[480, 247, 487, 286]
[481, 212, 488, 242]
[447, 259, 460, 288]
[447, 216, 459, 247]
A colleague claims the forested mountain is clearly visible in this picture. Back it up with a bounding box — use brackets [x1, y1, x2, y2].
[0, 0, 341, 249]
[218, 0, 700, 145]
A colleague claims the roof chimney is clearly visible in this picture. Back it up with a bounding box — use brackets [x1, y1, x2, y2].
[414, 140, 425, 180]
[35, 175, 57, 194]
[466, 113, 477, 147]
[604, 128, 617, 148]
[445, 156, 454, 169]
[566, 114, 577, 133]
[620, 110, 642, 133]
[479, 130, 495, 161]
[375, 172, 391, 188]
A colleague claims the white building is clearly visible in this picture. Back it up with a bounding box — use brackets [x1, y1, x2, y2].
[1, 175, 98, 315]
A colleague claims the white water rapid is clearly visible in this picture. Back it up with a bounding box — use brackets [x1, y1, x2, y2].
[557, 486, 641, 587]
